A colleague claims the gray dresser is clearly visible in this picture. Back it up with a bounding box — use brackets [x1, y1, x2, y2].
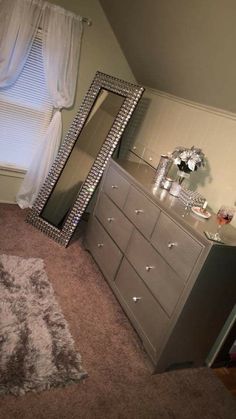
[84, 158, 236, 372]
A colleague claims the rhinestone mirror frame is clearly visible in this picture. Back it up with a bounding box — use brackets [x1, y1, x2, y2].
[26, 72, 144, 247]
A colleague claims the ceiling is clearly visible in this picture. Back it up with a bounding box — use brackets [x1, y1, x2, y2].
[99, 0, 236, 114]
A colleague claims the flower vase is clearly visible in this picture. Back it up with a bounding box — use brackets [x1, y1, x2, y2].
[169, 171, 190, 197]
[177, 170, 190, 185]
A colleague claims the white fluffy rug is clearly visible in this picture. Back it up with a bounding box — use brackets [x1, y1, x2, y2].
[0, 254, 87, 396]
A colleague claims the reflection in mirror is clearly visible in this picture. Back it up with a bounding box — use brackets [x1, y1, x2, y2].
[27, 72, 144, 247]
[41, 90, 124, 228]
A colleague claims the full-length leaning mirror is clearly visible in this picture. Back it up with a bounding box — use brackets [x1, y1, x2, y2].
[27, 72, 144, 246]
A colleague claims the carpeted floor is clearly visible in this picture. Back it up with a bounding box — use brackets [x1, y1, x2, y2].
[0, 203, 236, 419]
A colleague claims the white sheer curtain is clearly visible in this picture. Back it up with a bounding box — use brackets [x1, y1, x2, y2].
[14, 2, 83, 208]
[0, 0, 43, 88]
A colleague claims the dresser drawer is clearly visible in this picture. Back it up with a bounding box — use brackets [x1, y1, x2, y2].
[123, 186, 160, 238]
[86, 217, 122, 281]
[96, 192, 133, 252]
[151, 213, 202, 281]
[115, 258, 169, 356]
[126, 229, 184, 316]
[103, 166, 130, 208]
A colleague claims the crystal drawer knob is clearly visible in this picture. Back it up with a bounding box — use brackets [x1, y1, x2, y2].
[107, 217, 114, 223]
[168, 242, 177, 249]
[145, 265, 155, 272]
[134, 209, 144, 215]
[132, 296, 142, 303]
[97, 243, 104, 248]
[111, 185, 118, 189]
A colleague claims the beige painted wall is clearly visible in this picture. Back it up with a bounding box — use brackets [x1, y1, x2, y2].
[0, 0, 135, 204]
[120, 88, 236, 227]
[100, 0, 236, 114]
[0, 168, 25, 204]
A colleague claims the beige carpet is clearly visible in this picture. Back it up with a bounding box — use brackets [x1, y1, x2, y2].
[0, 203, 235, 419]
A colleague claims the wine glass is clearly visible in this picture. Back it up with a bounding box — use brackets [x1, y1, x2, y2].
[205, 205, 235, 242]
[181, 196, 193, 218]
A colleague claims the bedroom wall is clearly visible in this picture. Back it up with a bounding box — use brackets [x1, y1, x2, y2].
[0, 0, 135, 204]
[100, 0, 236, 114]
[120, 88, 236, 227]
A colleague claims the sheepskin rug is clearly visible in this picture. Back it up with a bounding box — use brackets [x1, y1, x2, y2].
[0, 254, 87, 396]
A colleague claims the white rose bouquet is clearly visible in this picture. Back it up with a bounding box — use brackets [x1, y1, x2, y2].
[172, 145, 205, 174]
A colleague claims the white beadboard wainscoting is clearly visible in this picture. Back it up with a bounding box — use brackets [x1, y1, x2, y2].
[120, 88, 236, 227]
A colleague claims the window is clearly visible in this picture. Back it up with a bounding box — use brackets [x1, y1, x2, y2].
[0, 31, 53, 171]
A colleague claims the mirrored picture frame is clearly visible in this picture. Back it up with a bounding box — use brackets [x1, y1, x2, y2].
[26, 71, 144, 246]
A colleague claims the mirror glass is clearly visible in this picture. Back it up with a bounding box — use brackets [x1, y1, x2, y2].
[41, 89, 124, 228]
[27, 72, 144, 247]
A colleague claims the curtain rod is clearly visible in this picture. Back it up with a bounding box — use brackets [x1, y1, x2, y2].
[82, 17, 92, 26]
[38, 16, 92, 29]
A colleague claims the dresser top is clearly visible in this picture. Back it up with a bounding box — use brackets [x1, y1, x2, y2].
[112, 159, 236, 247]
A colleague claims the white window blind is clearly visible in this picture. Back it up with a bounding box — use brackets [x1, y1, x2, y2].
[0, 31, 53, 171]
